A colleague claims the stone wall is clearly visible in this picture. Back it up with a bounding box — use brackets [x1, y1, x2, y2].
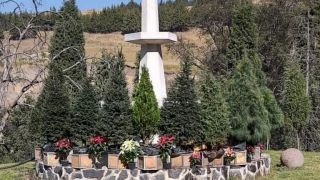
[36, 154, 271, 180]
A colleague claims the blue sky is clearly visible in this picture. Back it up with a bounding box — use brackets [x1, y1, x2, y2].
[0, 0, 141, 12]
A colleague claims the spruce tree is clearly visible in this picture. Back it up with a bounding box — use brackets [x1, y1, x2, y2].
[160, 56, 205, 146]
[39, 62, 71, 143]
[99, 51, 133, 146]
[49, 0, 86, 102]
[199, 75, 230, 146]
[227, 52, 270, 144]
[72, 78, 99, 145]
[132, 67, 160, 144]
[282, 59, 311, 149]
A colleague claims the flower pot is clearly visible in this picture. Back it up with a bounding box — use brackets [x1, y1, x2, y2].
[163, 161, 171, 169]
[60, 159, 70, 167]
[171, 153, 192, 168]
[71, 154, 93, 169]
[253, 146, 261, 160]
[108, 154, 126, 169]
[213, 155, 224, 167]
[34, 147, 43, 161]
[224, 158, 231, 166]
[230, 150, 247, 166]
[128, 162, 136, 170]
[43, 152, 60, 166]
[93, 152, 108, 169]
[138, 155, 162, 170]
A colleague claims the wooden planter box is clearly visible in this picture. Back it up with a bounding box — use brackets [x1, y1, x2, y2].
[201, 152, 209, 167]
[71, 154, 93, 169]
[138, 155, 162, 170]
[231, 150, 247, 166]
[212, 155, 224, 167]
[43, 152, 60, 166]
[171, 153, 192, 168]
[35, 147, 42, 161]
[108, 154, 125, 169]
[253, 147, 261, 161]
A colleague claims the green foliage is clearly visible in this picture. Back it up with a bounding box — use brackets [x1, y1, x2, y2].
[98, 51, 133, 145]
[38, 63, 71, 143]
[2, 97, 35, 162]
[226, 2, 258, 69]
[49, 0, 86, 102]
[72, 78, 99, 145]
[282, 59, 311, 134]
[160, 56, 205, 146]
[199, 74, 230, 146]
[132, 67, 160, 144]
[227, 52, 270, 144]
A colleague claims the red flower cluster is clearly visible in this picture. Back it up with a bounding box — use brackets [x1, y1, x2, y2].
[55, 138, 71, 149]
[224, 147, 235, 157]
[158, 134, 175, 146]
[258, 143, 265, 151]
[89, 135, 107, 144]
[191, 151, 201, 159]
[246, 146, 255, 154]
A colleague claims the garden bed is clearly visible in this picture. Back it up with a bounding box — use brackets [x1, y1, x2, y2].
[35, 154, 271, 180]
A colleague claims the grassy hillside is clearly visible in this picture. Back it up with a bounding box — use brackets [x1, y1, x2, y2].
[1, 151, 319, 180]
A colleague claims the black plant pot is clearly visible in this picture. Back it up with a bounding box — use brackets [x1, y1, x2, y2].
[163, 161, 172, 169]
[60, 159, 70, 167]
[128, 162, 136, 170]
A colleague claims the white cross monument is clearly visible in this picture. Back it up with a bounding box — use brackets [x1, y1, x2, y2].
[125, 0, 177, 107]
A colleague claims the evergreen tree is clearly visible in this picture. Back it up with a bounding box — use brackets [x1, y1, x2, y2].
[39, 62, 71, 143]
[199, 75, 230, 146]
[226, 2, 257, 69]
[49, 0, 86, 103]
[72, 78, 99, 145]
[132, 67, 160, 144]
[227, 52, 270, 144]
[99, 51, 133, 146]
[160, 56, 205, 146]
[282, 59, 311, 149]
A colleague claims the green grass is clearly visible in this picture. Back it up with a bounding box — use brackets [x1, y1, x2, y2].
[0, 151, 319, 180]
[259, 150, 320, 180]
[0, 162, 35, 180]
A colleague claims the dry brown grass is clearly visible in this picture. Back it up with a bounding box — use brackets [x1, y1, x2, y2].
[15, 28, 204, 72]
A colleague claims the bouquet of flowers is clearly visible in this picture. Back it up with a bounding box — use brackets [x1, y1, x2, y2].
[88, 135, 108, 159]
[158, 134, 175, 162]
[224, 147, 236, 165]
[190, 151, 201, 167]
[55, 138, 72, 160]
[119, 140, 141, 165]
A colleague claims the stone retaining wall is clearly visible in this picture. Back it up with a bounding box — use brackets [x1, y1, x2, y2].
[36, 154, 271, 180]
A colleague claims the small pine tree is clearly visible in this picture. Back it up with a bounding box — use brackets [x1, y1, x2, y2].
[39, 62, 71, 143]
[282, 59, 311, 149]
[199, 75, 230, 146]
[99, 51, 133, 146]
[49, 0, 86, 103]
[72, 78, 99, 145]
[160, 56, 205, 146]
[227, 52, 270, 144]
[132, 67, 160, 144]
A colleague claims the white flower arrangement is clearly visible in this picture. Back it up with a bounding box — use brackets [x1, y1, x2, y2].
[119, 140, 141, 163]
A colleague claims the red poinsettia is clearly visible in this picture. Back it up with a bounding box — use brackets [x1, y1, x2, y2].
[158, 134, 175, 147]
[89, 135, 107, 144]
[55, 138, 71, 149]
[258, 143, 265, 151]
[246, 146, 255, 154]
[190, 151, 201, 167]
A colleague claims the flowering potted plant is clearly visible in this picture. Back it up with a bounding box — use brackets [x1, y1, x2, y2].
[223, 147, 236, 166]
[88, 135, 108, 168]
[119, 140, 141, 170]
[55, 138, 72, 166]
[189, 151, 201, 168]
[158, 134, 175, 169]
[246, 146, 255, 162]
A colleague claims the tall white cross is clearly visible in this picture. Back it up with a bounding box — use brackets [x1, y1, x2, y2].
[125, 0, 177, 107]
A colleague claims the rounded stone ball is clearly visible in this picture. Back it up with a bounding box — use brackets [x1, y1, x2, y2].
[280, 148, 304, 168]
